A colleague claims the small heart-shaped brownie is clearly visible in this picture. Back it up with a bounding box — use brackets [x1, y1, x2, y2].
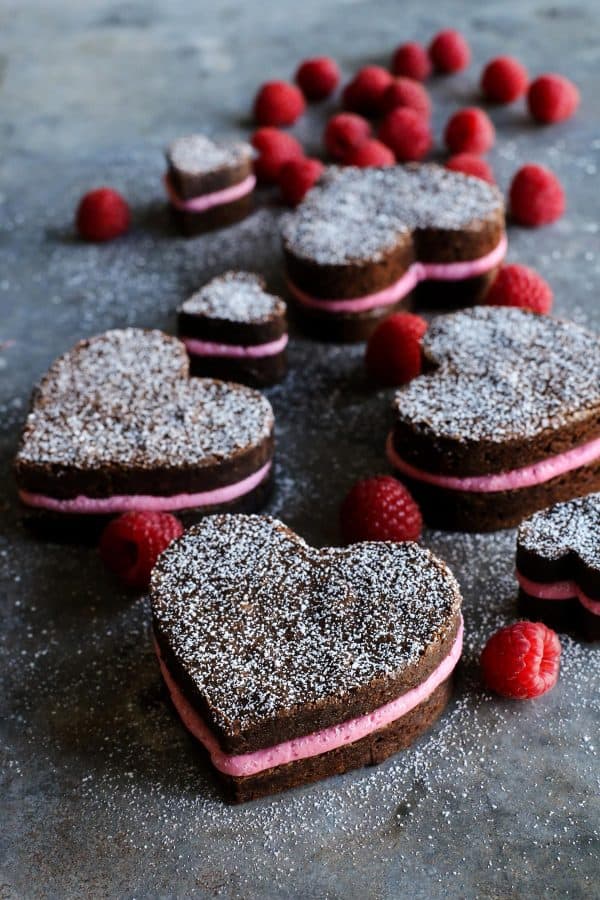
[387, 307, 600, 532]
[151, 514, 463, 801]
[15, 330, 274, 529]
[517, 493, 600, 641]
[282, 164, 505, 341]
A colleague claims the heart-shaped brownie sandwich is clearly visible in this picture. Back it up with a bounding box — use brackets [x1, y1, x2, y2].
[281, 164, 505, 342]
[387, 306, 600, 532]
[151, 514, 463, 802]
[15, 330, 274, 529]
[517, 493, 600, 641]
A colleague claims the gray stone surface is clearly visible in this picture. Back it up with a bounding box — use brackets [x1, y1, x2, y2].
[1, 1, 599, 898]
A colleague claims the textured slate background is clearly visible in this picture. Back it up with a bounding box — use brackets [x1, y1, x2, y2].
[1, 1, 599, 897]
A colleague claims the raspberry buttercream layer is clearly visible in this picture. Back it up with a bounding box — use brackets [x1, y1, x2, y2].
[287, 235, 507, 313]
[182, 334, 288, 360]
[155, 617, 463, 778]
[387, 432, 600, 494]
[19, 461, 272, 514]
[164, 173, 256, 213]
[516, 571, 600, 615]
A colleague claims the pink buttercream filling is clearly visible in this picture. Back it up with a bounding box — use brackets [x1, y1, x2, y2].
[164, 173, 256, 213]
[386, 432, 600, 494]
[516, 570, 600, 615]
[18, 460, 271, 514]
[155, 617, 463, 778]
[287, 235, 507, 313]
[182, 333, 288, 360]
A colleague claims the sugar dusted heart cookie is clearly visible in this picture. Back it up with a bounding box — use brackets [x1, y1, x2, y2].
[15, 330, 274, 528]
[387, 306, 600, 532]
[151, 513, 463, 802]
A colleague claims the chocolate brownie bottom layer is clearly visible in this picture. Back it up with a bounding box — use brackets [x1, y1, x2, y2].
[188, 352, 287, 388]
[395, 460, 600, 532]
[290, 295, 413, 343]
[171, 194, 253, 237]
[518, 591, 600, 642]
[219, 677, 452, 802]
[415, 268, 498, 309]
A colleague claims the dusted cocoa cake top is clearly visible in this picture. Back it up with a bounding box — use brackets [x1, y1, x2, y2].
[394, 307, 600, 444]
[281, 164, 503, 265]
[151, 514, 462, 732]
[167, 134, 252, 177]
[180, 272, 286, 324]
[518, 493, 600, 568]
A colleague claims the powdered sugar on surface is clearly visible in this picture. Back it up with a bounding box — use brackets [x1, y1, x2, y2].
[181, 271, 285, 323]
[518, 492, 600, 568]
[167, 134, 252, 176]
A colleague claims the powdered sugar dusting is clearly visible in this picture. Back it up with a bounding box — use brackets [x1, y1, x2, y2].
[167, 134, 252, 176]
[151, 514, 461, 733]
[180, 271, 286, 323]
[518, 492, 600, 568]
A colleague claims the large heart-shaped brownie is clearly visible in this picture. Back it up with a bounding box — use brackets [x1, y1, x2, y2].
[151, 514, 462, 760]
[15, 329, 274, 516]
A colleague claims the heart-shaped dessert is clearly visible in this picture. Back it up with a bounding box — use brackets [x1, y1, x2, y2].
[151, 514, 463, 802]
[15, 329, 274, 529]
[387, 306, 600, 532]
[517, 493, 600, 641]
[281, 164, 506, 341]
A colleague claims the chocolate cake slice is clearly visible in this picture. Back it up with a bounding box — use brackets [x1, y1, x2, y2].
[165, 135, 255, 236]
[151, 514, 463, 802]
[14, 330, 274, 533]
[517, 494, 600, 641]
[281, 164, 506, 342]
[177, 271, 288, 387]
[387, 307, 600, 532]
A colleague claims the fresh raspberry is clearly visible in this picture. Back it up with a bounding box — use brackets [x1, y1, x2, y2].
[295, 56, 340, 101]
[251, 127, 304, 183]
[344, 139, 395, 168]
[342, 65, 394, 116]
[99, 511, 184, 590]
[444, 107, 495, 154]
[76, 188, 130, 242]
[480, 621, 561, 700]
[378, 107, 432, 162]
[509, 163, 565, 226]
[253, 80, 306, 126]
[391, 42, 432, 81]
[380, 77, 432, 120]
[279, 157, 324, 206]
[445, 153, 495, 184]
[428, 29, 471, 74]
[527, 74, 580, 124]
[340, 475, 422, 544]
[485, 264, 553, 314]
[365, 312, 428, 386]
[481, 56, 528, 104]
[324, 113, 372, 160]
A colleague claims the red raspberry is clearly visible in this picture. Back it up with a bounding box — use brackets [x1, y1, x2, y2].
[251, 127, 304, 183]
[253, 80, 306, 126]
[509, 163, 565, 227]
[480, 621, 561, 700]
[365, 312, 428, 386]
[527, 74, 580, 124]
[295, 56, 340, 101]
[481, 56, 529, 104]
[378, 107, 432, 162]
[391, 42, 432, 81]
[342, 65, 394, 116]
[279, 157, 324, 206]
[76, 188, 130, 242]
[99, 511, 184, 590]
[445, 153, 495, 184]
[485, 264, 553, 314]
[428, 29, 471, 74]
[444, 107, 495, 154]
[324, 113, 372, 161]
[344, 139, 395, 168]
[380, 77, 432, 120]
[340, 475, 422, 544]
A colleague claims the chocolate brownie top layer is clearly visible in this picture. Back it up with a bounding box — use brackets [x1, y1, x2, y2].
[151, 514, 461, 743]
[180, 272, 286, 324]
[16, 329, 273, 472]
[394, 307, 600, 446]
[281, 164, 504, 266]
[167, 135, 252, 177]
[518, 493, 600, 568]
